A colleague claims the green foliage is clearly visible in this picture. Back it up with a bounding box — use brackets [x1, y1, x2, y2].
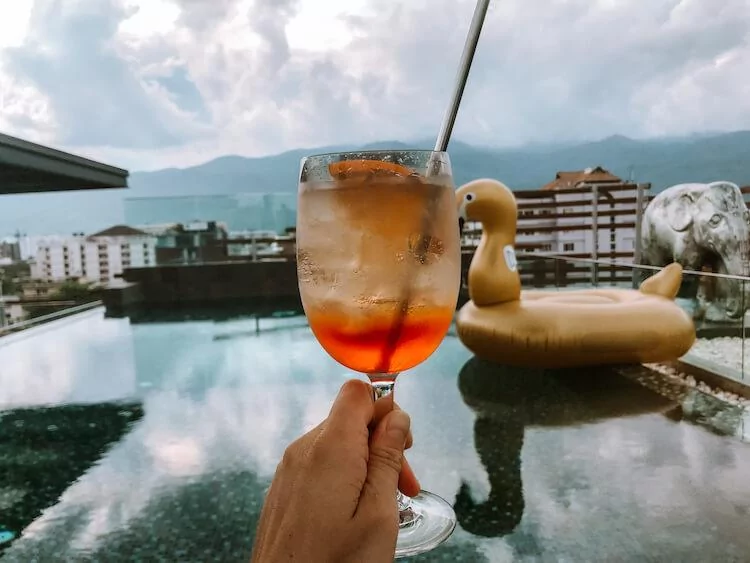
[20, 280, 99, 321]
[0, 262, 31, 296]
[54, 280, 97, 302]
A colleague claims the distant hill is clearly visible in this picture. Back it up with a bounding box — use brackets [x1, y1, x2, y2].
[126, 131, 750, 196]
[2, 131, 750, 236]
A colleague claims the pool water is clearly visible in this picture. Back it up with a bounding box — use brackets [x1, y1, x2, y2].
[1, 308, 750, 562]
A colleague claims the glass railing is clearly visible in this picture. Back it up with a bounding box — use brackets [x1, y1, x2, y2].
[122, 193, 297, 267]
[125, 193, 296, 233]
[107, 198, 750, 388]
[512, 252, 748, 383]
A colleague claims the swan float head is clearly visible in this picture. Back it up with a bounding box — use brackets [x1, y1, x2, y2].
[456, 179, 518, 231]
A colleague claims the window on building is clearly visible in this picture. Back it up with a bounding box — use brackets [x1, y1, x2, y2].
[563, 243, 575, 252]
[539, 244, 552, 252]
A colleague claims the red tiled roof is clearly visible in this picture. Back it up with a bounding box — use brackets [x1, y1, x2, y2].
[541, 166, 622, 191]
[88, 225, 149, 237]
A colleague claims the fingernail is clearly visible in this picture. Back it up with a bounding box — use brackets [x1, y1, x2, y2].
[386, 410, 410, 444]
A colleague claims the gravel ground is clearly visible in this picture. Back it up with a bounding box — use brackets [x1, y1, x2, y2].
[643, 362, 750, 408]
[686, 337, 749, 375]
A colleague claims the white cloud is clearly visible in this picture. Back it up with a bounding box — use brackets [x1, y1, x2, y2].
[119, 0, 180, 38]
[0, 0, 749, 171]
[0, 0, 33, 49]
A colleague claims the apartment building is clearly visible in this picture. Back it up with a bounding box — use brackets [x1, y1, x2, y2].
[464, 167, 650, 260]
[30, 225, 157, 284]
[0, 239, 21, 262]
[153, 220, 229, 265]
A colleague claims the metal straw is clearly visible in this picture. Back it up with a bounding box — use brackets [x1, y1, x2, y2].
[434, 0, 492, 152]
[375, 0, 491, 373]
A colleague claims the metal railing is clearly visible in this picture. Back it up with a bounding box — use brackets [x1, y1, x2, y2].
[519, 252, 750, 282]
[0, 300, 103, 336]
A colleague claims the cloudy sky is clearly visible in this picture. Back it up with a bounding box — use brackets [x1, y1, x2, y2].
[1, 0, 749, 171]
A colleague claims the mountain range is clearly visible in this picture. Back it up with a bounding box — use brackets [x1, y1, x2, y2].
[3, 130, 750, 236]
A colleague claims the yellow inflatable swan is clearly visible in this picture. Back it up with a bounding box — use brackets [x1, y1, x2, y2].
[456, 179, 696, 368]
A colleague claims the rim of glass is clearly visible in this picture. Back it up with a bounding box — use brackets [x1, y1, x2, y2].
[301, 149, 449, 161]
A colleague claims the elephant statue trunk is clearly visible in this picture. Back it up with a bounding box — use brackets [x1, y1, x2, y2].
[717, 252, 748, 319]
[712, 239, 750, 319]
[641, 181, 750, 322]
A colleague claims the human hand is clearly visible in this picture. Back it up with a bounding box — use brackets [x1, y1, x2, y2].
[251, 379, 418, 563]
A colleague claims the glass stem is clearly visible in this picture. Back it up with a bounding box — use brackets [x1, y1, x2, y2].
[371, 377, 396, 402]
[369, 374, 419, 525]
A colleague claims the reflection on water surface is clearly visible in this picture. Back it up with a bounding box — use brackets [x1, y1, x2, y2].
[0, 310, 749, 561]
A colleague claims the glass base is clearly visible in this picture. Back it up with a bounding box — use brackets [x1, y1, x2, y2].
[395, 490, 456, 559]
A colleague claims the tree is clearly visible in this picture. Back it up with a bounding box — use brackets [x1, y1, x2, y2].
[0, 262, 31, 296]
[55, 280, 98, 302]
[24, 280, 100, 321]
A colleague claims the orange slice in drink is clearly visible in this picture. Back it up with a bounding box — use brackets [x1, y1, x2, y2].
[329, 159, 415, 180]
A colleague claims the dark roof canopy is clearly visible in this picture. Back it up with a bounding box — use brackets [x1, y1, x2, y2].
[88, 225, 148, 238]
[0, 132, 129, 195]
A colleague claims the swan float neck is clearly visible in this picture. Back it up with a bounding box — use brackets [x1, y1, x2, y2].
[457, 179, 521, 307]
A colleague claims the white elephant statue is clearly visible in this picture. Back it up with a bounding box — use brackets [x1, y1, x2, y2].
[641, 181, 750, 321]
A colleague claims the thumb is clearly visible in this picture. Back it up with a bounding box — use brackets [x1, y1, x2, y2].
[358, 410, 411, 518]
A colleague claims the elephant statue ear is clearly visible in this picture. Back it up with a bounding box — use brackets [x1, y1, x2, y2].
[708, 181, 740, 193]
[666, 192, 694, 232]
[707, 181, 742, 212]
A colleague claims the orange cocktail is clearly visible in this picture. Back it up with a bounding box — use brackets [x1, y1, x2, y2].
[305, 305, 455, 374]
[297, 155, 460, 375]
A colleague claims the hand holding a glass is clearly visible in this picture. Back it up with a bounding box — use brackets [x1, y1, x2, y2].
[251, 379, 418, 563]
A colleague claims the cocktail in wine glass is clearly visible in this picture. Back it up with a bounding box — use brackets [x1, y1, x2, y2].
[296, 150, 461, 557]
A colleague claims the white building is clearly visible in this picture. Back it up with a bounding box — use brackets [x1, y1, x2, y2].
[464, 167, 649, 260]
[227, 230, 284, 258]
[30, 225, 157, 284]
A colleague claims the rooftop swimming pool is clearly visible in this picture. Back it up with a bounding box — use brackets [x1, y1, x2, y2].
[1, 308, 750, 561]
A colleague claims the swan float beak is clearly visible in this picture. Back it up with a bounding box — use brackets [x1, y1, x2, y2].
[458, 200, 468, 221]
[458, 198, 468, 234]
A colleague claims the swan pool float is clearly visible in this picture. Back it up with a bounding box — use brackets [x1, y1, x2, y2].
[455, 179, 696, 368]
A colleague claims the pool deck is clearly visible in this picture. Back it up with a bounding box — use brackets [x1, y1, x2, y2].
[1, 309, 750, 562]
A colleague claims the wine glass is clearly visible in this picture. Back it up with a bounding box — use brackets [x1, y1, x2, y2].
[296, 150, 461, 558]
